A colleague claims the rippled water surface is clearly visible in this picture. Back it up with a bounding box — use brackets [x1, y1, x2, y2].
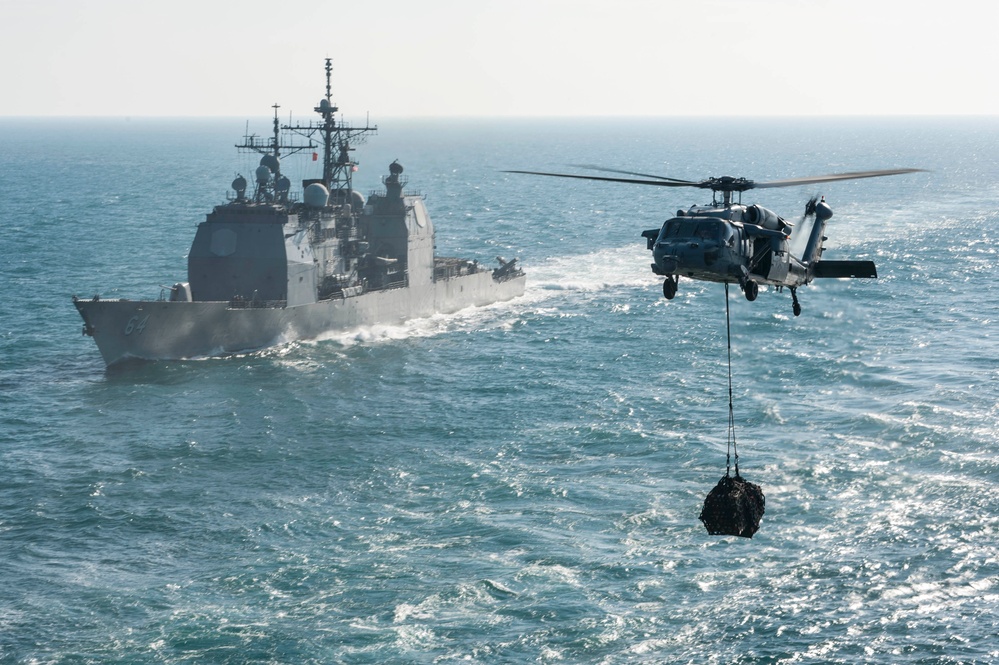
[1, 116, 997, 663]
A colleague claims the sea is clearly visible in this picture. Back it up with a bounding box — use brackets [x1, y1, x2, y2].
[1, 114, 997, 664]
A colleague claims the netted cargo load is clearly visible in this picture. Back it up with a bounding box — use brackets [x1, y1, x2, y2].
[697, 284, 767, 537]
[699, 474, 765, 538]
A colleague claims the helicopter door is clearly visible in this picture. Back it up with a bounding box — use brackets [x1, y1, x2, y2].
[750, 237, 772, 278]
[749, 235, 791, 282]
[767, 236, 790, 282]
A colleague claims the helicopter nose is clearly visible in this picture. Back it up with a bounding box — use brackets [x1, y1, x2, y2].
[652, 244, 678, 274]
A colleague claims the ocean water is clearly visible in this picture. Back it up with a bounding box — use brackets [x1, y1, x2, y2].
[1, 115, 997, 664]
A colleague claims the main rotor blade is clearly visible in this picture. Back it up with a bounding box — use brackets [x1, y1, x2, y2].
[503, 170, 696, 188]
[753, 168, 926, 189]
[569, 164, 699, 185]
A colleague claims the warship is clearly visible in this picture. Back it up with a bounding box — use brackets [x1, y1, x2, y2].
[73, 59, 526, 367]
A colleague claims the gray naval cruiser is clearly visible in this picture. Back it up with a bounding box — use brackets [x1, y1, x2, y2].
[73, 60, 525, 367]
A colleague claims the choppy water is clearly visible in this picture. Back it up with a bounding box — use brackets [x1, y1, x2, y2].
[1, 116, 997, 663]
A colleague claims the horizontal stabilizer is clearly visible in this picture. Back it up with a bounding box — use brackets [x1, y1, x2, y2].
[813, 260, 877, 279]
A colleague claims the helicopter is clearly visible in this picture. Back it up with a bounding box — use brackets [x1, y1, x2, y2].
[505, 166, 923, 316]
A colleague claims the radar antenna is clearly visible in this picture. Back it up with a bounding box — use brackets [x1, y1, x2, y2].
[235, 58, 377, 204]
[289, 58, 377, 199]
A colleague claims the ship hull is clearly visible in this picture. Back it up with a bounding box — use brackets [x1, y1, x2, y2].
[75, 273, 525, 367]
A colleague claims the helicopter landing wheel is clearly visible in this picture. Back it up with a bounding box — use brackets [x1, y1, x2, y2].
[791, 288, 802, 317]
[662, 276, 678, 300]
[743, 280, 758, 302]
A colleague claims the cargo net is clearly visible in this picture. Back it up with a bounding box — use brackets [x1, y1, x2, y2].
[699, 283, 765, 538]
[700, 474, 765, 538]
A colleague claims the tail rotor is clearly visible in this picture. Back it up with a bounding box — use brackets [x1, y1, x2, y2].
[791, 195, 820, 256]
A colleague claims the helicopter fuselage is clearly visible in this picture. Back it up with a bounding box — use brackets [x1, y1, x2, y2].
[502, 165, 910, 315]
[643, 203, 805, 288]
[642, 197, 875, 314]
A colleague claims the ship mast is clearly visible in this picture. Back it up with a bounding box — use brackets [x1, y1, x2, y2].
[236, 58, 377, 203]
[319, 59, 338, 185]
[309, 58, 377, 198]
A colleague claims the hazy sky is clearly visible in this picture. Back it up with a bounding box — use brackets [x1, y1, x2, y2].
[2, 0, 995, 117]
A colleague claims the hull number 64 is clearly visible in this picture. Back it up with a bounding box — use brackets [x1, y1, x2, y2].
[124, 315, 150, 336]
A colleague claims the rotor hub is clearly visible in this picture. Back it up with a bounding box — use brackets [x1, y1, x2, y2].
[704, 176, 755, 193]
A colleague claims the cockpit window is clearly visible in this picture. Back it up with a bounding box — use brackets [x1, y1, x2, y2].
[660, 219, 729, 242]
[660, 219, 681, 238]
[694, 221, 724, 240]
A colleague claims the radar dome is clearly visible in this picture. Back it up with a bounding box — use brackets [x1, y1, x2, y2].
[276, 175, 291, 193]
[304, 183, 330, 208]
[255, 165, 272, 184]
[231, 175, 247, 192]
[389, 160, 404, 175]
[260, 154, 280, 173]
[319, 99, 331, 111]
[350, 190, 366, 211]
